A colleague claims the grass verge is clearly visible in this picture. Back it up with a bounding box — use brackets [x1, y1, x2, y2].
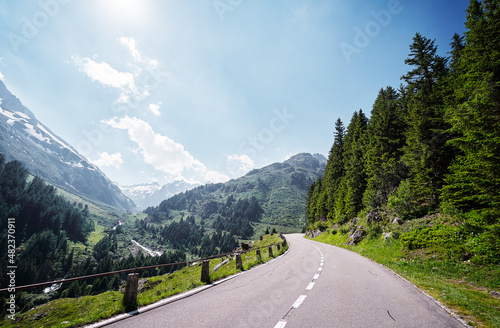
[310, 231, 500, 328]
[1, 235, 287, 328]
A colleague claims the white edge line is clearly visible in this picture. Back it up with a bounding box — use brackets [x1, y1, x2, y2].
[388, 268, 472, 327]
[315, 242, 471, 328]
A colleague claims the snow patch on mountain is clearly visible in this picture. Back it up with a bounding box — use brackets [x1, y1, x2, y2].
[0, 80, 135, 210]
[121, 180, 199, 210]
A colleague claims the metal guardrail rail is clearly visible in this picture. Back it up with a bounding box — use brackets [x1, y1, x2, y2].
[0, 237, 287, 294]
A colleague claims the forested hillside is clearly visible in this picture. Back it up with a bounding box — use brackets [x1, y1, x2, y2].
[307, 0, 499, 264]
[143, 153, 326, 240]
[0, 155, 186, 315]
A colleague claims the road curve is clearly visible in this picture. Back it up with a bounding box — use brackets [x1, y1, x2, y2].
[98, 234, 465, 328]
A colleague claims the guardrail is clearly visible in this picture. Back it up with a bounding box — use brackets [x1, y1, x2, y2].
[1, 235, 288, 311]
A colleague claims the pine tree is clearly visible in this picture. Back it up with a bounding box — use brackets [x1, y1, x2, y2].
[305, 178, 320, 224]
[341, 110, 368, 219]
[449, 33, 465, 73]
[401, 33, 451, 210]
[442, 0, 500, 224]
[363, 87, 406, 209]
[306, 178, 323, 224]
[322, 118, 345, 221]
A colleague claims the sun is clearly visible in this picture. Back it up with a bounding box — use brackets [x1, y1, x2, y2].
[97, 0, 148, 23]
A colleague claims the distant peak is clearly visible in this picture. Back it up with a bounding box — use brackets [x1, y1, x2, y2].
[283, 153, 326, 170]
[284, 152, 317, 163]
[312, 153, 327, 163]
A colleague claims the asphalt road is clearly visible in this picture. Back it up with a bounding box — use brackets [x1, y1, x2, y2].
[99, 234, 465, 328]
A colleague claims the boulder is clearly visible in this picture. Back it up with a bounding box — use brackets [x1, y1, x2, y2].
[383, 232, 393, 241]
[392, 217, 403, 225]
[347, 227, 365, 246]
[306, 229, 323, 239]
[367, 210, 382, 223]
[489, 291, 500, 299]
[349, 218, 359, 231]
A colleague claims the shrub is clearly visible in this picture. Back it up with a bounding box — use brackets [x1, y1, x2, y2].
[387, 179, 420, 219]
[367, 225, 383, 240]
[400, 224, 467, 259]
[339, 226, 349, 235]
[467, 224, 500, 264]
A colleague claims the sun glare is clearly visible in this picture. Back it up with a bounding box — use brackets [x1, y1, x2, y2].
[98, 0, 148, 23]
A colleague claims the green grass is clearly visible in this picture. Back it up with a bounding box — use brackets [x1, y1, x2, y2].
[1, 235, 287, 328]
[2, 291, 124, 328]
[310, 231, 500, 328]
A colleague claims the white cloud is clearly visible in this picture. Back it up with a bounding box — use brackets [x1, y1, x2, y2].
[119, 37, 143, 63]
[226, 154, 255, 173]
[204, 170, 230, 184]
[73, 38, 161, 107]
[73, 57, 136, 90]
[93, 152, 123, 169]
[149, 102, 161, 116]
[119, 36, 158, 68]
[105, 116, 228, 183]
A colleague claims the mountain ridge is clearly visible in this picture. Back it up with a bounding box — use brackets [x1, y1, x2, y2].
[121, 180, 199, 210]
[148, 152, 326, 229]
[0, 80, 134, 211]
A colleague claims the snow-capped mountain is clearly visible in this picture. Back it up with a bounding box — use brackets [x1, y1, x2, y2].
[121, 180, 199, 210]
[0, 80, 134, 210]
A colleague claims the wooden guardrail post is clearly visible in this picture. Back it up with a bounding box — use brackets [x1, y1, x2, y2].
[201, 260, 210, 283]
[235, 254, 242, 270]
[123, 273, 139, 311]
[268, 246, 273, 258]
[256, 249, 262, 262]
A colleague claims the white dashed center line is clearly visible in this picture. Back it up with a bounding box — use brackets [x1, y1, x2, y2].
[293, 295, 307, 308]
[274, 245, 325, 327]
[274, 320, 287, 328]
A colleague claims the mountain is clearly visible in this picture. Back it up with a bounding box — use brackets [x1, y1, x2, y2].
[0, 80, 134, 211]
[147, 153, 326, 229]
[121, 180, 199, 210]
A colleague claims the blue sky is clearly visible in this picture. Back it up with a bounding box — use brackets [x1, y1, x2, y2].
[0, 0, 469, 186]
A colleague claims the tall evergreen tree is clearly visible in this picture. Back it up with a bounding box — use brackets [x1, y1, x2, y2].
[363, 87, 407, 209]
[401, 33, 451, 209]
[340, 110, 368, 219]
[305, 178, 322, 224]
[449, 33, 465, 73]
[442, 0, 500, 224]
[322, 118, 345, 221]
